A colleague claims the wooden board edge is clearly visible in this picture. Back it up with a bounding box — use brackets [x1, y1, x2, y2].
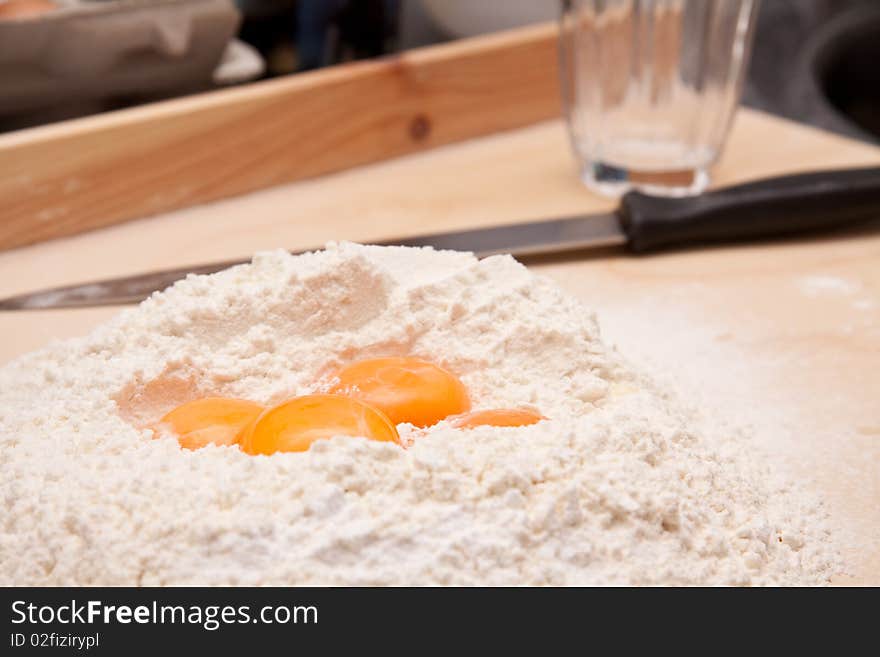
[0, 22, 561, 251]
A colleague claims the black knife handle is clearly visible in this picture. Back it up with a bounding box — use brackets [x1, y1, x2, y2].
[618, 166, 880, 253]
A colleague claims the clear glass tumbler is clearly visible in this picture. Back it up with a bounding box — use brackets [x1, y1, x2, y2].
[560, 0, 760, 196]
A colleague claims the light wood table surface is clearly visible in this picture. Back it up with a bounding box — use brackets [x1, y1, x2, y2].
[1, 108, 878, 584]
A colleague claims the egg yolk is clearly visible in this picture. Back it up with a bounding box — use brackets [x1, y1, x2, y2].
[328, 357, 470, 427]
[159, 397, 264, 450]
[448, 408, 544, 429]
[240, 394, 399, 455]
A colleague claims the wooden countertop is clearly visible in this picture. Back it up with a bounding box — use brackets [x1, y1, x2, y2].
[1, 108, 878, 584]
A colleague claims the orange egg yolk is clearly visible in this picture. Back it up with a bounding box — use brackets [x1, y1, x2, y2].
[448, 408, 544, 429]
[328, 357, 471, 427]
[240, 394, 399, 455]
[159, 397, 264, 450]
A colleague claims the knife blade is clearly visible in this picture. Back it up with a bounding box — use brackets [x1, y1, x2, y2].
[3, 165, 880, 310]
[0, 213, 626, 311]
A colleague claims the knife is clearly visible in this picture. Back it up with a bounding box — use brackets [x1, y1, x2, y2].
[3, 166, 880, 310]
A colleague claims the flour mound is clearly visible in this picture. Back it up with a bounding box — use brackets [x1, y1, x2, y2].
[0, 243, 838, 585]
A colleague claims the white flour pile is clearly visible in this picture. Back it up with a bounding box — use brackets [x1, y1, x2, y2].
[0, 243, 838, 585]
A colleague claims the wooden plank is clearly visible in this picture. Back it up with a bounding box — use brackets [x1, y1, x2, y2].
[0, 22, 560, 251]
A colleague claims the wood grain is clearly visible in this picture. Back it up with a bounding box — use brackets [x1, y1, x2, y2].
[0, 22, 560, 251]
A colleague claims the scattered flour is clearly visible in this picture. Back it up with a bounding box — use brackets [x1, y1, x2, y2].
[797, 274, 860, 297]
[0, 243, 839, 585]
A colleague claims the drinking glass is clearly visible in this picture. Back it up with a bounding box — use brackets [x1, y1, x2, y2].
[559, 0, 760, 196]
